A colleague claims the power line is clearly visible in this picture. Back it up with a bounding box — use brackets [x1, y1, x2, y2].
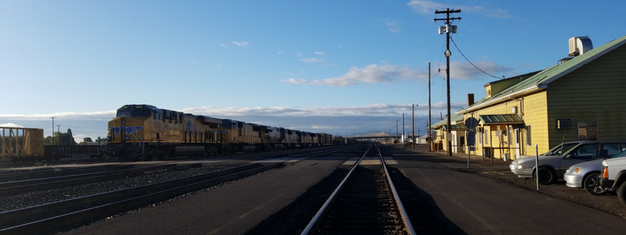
[450, 36, 501, 79]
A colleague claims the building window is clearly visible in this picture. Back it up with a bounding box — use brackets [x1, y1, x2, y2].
[478, 127, 482, 145]
[526, 125, 532, 146]
[484, 126, 490, 145]
[578, 122, 598, 141]
[507, 126, 512, 145]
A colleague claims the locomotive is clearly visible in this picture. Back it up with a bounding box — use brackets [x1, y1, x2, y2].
[106, 104, 333, 160]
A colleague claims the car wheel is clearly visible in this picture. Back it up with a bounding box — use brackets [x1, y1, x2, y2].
[583, 172, 607, 196]
[538, 167, 556, 185]
[617, 181, 626, 206]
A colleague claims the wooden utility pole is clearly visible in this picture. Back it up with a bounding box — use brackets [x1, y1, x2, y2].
[412, 104, 415, 149]
[426, 62, 433, 151]
[435, 8, 461, 156]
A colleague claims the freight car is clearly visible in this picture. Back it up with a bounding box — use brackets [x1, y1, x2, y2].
[0, 127, 44, 162]
[44, 145, 104, 159]
[105, 104, 333, 161]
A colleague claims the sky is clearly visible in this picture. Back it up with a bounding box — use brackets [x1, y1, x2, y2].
[1, 0, 625, 142]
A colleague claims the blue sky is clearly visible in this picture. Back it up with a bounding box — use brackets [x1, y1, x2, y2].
[1, 0, 625, 142]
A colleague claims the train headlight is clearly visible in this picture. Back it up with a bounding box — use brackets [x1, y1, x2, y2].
[121, 118, 126, 125]
[125, 136, 130, 141]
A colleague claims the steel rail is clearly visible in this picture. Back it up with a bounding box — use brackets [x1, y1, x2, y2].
[377, 145, 416, 235]
[0, 164, 197, 196]
[300, 144, 373, 234]
[0, 165, 134, 182]
[0, 163, 283, 235]
[301, 144, 415, 235]
[0, 146, 347, 234]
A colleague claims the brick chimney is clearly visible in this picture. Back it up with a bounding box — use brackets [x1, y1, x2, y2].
[468, 93, 475, 106]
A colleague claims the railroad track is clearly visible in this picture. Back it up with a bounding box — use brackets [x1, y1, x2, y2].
[0, 164, 135, 182]
[0, 146, 350, 235]
[0, 163, 201, 196]
[0, 163, 283, 235]
[301, 144, 415, 235]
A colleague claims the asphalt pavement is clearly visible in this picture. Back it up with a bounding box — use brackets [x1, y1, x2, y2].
[389, 144, 626, 234]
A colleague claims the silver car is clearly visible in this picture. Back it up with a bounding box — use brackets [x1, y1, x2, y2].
[509, 140, 626, 185]
[564, 149, 626, 195]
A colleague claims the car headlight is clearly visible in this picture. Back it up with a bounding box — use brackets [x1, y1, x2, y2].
[566, 167, 580, 174]
[511, 164, 524, 169]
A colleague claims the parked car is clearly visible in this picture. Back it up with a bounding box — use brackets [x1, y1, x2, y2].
[564, 149, 626, 195]
[600, 156, 626, 205]
[509, 140, 626, 185]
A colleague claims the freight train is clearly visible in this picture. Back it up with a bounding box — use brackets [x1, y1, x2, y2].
[105, 104, 333, 160]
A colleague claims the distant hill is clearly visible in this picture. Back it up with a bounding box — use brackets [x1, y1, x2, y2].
[352, 132, 391, 138]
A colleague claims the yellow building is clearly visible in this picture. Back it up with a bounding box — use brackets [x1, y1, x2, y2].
[435, 35, 626, 160]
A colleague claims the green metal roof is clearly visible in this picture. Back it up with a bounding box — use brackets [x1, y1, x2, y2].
[459, 35, 626, 113]
[444, 124, 469, 131]
[479, 114, 524, 125]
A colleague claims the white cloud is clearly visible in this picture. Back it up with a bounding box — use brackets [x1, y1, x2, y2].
[0, 111, 115, 121]
[301, 57, 324, 63]
[298, 52, 324, 63]
[407, 0, 512, 18]
[0, 103, 467, 140]
[282, 64, 426, 86]
[0, 123, 24, 128]
[384, 20, 402, 33]
[232, 41, 250, 47]
[183, 103, 430, 117]
[314, 51, 325, 55]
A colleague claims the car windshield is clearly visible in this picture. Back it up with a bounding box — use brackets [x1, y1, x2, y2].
[543, 143, 578, 156]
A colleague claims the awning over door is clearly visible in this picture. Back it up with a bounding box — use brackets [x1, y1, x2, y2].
[479, 114, 524, 125]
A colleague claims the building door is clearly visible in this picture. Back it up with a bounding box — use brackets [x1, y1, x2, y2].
[460, 136, 465, 153]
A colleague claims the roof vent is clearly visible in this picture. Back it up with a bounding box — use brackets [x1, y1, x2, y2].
[568, 36, 593, 57]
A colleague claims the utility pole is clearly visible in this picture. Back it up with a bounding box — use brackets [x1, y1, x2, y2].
[435, 8, 461, 156]
[51, 117, 55, 146]
[412, 104, 415, 149]
[402, 113, 406, 145]
[57, 125, 61, 145]
[426, 62, 433, 151]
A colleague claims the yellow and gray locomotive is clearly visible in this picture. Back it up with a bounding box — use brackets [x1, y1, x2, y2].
[106, 104, 333, 160]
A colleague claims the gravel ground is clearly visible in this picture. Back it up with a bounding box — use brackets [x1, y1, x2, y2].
[0, 164, 234, 212]
[476, 170, 626, 219]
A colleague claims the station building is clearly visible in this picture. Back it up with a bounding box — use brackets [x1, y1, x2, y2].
[432, 35, 626, 160]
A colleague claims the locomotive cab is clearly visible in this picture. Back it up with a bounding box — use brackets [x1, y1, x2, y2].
[107, 105, 170, 160]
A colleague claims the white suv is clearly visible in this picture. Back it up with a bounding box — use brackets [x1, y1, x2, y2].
[600, 156, 626, 205]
